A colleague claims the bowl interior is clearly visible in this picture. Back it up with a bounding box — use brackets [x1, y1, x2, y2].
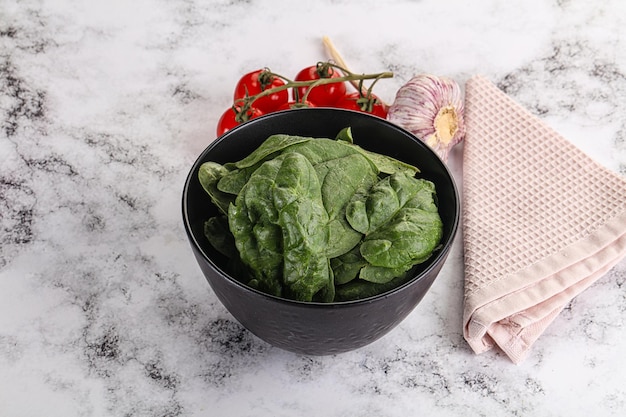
[183, 107, 460, 304]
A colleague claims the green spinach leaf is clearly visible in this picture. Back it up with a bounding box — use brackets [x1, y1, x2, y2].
[230, 134, 311, 169]
[203, 215, 238, 259]
[198, 161, 234, 215]
[346, 173, 443, 283]
[285, 139, 379, 257]
[228, 153, 332, 301]
[336, 127, 419, 176]
[335, 273, 412, 301]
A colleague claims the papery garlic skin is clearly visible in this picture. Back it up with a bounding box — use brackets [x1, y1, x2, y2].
[387, 74, 465, 162]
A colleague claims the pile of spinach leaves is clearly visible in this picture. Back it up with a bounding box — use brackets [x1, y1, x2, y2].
[198, 128, 443, 302]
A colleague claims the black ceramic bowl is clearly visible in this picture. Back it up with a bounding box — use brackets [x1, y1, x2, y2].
[182, 108, 460, 355]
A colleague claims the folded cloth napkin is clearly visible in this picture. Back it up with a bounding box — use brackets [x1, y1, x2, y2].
[462, 75, 626, 364]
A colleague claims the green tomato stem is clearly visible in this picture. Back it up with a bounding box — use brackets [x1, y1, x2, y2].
[241, 63, 393, 110]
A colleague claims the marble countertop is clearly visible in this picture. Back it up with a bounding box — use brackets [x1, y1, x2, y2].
[2, 0, 625, 415]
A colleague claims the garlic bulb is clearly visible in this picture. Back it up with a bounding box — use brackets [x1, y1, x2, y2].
[387, 74, 465, 162]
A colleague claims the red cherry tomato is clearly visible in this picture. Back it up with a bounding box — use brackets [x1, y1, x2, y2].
[336, 92, 388, 118]
[233, 69, 288, 113]
[294, 63, 347, 106]
[276, 100, 315, 111]
[216, 104, 263, 136]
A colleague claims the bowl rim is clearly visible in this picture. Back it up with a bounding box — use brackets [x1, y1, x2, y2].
[182, 108, 460, 307]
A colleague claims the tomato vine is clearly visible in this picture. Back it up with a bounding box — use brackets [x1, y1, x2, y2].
[216, 61, 393, 136]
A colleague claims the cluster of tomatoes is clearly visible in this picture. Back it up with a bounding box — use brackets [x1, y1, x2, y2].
[216, 64, 389, 136]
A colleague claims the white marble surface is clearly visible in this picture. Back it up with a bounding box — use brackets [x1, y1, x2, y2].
[2, 0, 626, 415]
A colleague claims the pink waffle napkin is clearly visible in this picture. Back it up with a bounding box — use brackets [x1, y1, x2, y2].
[462, 75, 626, 364]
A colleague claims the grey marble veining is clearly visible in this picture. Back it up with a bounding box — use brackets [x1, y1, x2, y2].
[1, 0, 625, 415]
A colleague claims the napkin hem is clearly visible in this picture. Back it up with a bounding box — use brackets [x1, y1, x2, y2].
[464, 208, 626, 321]
[484, 256, 622, 364]
[464, 208, 626, 361]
